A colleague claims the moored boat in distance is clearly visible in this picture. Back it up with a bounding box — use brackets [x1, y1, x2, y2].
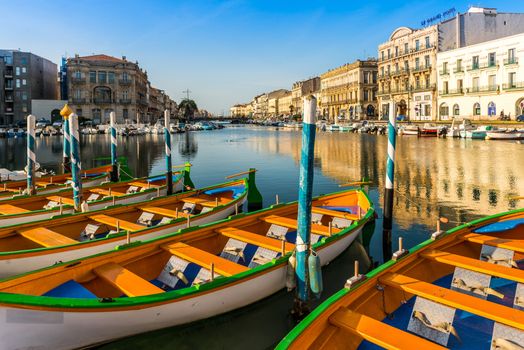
[460, 125, 499, 139]
[399, 124, 419, 136]
[277, 208, 524, 350]
[419, 123, 438, 137]
[486, 129, 524, 140]
[0, 187, 373, 350]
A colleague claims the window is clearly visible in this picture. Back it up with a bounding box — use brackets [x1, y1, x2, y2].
[123, 109, 128, 119]
[15, 79, 20, 88]
[404, 43, 408, 53]
[21, 67, 26, 74]
[472, 77, 479, 92]
[15, 67, 20, 76]
[108, 72, 115, 83]
[395, 46, 399, 57]
[77, 109, 82, 117]
[387, 48, 391, 59]
[442, 62, 448, 74]
[381, 67, 384, 76]
[122, 72, 129, 81]
[381, 51, 384, 61]
[364, 90, 369, 101]
[22, 92, 27, 100]
[488, 52, 496, 67]
[456, 59, 462, 72]
[488, 102, 496, 116]
[457, 79, 463, 92]
[372, 72, 377, 84]
[89, 71, 96, 83]
[488, 75, 496, 89]
[395, 63, 399, 73]
[404, 60, 409, 71]
[387, 65, 390, 74]
[508, 48, 516, 64]
[453, 104, 460, 116]
[98, 71, 107, 84]
[425, 55, 430, 68]
[509, 72, 516, 87]
[415, 39, 420, 51]
[472, 56, 479, 69]
[22, 79, 26, 86]
[425, 36, 430, 48]
[415, 76, 420, 88]
[443, 81, 449, 94]
[473, 102, 481, 115]
[440, 103, 449, 117]
[22, 104, 28, 113]
[74, 89, 81, 99]
[122, 90, 129, 100]
[4, 56, 12, 64]
[425, 74, 430, 88]
[74, 71, 81, 79]
[415, 57, 420, 69]
[20, 57, 27, 65]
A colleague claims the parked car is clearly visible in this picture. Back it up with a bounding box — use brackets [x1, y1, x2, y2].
[517, 114, 524, 122]
[36, 118, 51, 128]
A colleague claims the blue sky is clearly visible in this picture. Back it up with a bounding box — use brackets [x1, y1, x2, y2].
[3, 0, 524, 114]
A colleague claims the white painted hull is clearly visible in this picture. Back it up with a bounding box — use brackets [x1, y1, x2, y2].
[0, 195, 245, 278]
[0, 223, 361, 350]
[486, 132, 524, 140]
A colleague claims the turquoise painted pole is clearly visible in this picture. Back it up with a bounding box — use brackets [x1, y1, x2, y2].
[294, 95, 317, 314]
[382, 102, 396, 261]
[26, 114, 36, 195]
[109, 111, 119, 182]
[164, 110, 173, 195]
[62, 116, 71, 173]
[69, 113, 83, 211]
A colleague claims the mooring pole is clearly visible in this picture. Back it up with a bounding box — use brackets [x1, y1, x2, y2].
[26, 114, 36, 195]
[62, 112, 71, 173]
[109, 111, 119, 182]
[69, 112, 83, 211]
[164, 109, 173, 195]
[293, 95, 317, 319]
[382, 101, 397, 261]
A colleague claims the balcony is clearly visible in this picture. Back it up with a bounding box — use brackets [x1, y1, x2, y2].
[378, 73, 390, 79]
[467, 85, 499, 94]
[119, 99, 132, 104]
[4, 96, 13, 102]
[412, 84, 436, 92]
[138, 98, 148, 106]
[93, 98, 113, 104]
[72, 98, 86, 104]
[439, 69, 450, 76]
[412, 65, 432, 73]
[4, 70, 13, 78]
[4, 84, 13, 90]
[504, 58, 518, 66]
[439, 88, 464, 96]
[71, 77, 86, 84]
[453, 67, 464, 74]
[391, 68, 409, 77]
[468, 63, 498, 71]
[503, 82, 524, 91]
[119, 79, 132, 85]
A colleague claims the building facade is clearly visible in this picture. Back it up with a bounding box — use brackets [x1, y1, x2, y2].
[291, 77, 321, 116]
[0, 50, 58, 125]
[320, 59, 378, 122]
[277, 91, 292, 116]
[377, 26, 438, 120]
[230, 103, 252, 117]
[437, 32, 524, 120]
[267, 89, 290, 117]
[66, 54, 149, 124]
[253, 93, 268, 118]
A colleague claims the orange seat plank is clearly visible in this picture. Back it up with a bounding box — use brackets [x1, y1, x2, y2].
[460, 233, 524, 253]
[262, 215, 341, 236]
[218, 227, 295, 253]
[89, 188, 127, 197]
[89, 214, 144, 231]
[94, 262, 164, 297]
[162, 242, 248, 277]
[329, 307, 446, 350]
[422, 250, 524, 284]
[0, 204, 30, 215]
[46, 196, 75, 206]
[19, 227, 77, 247]
[140, 206, 189, 218]
[312, 207, 359, 220]
[380, 272, 524, 331]
[128, 181, 160, 189]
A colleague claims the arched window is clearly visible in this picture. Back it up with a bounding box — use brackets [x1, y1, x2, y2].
[473, 103, 481, 116]
[366, 105, 375, 116]
[453, 104, 460, 116]
[439, 103, 449, 117]
[488, 102, 496, 116]
[93, 86, 112, 104]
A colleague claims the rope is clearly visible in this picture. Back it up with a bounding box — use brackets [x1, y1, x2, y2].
[117, 163, 134, 180]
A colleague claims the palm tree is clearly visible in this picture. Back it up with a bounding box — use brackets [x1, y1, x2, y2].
[178, 99, 198, 121]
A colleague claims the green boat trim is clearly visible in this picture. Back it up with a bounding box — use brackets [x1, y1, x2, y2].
[275, 207, 524, 349]
[0, 187, 374, 310]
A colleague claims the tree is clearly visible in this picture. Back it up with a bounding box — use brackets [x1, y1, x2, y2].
[178, 99, 198, 121]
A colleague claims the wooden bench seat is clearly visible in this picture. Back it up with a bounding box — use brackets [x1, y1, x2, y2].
[262, 215, 341, 236]
[93, 262, 164, 297]
[218, 227, 295, 253]
[128, 181, 161, 189]
[140, 206, 189, 218]
[89, 214, 145, 231]
[46, 196, 75, 206]
[19, 227, 78, 247]
[312, 207, 359, 220]
[0, 204, 30, 215]
[329, 307, 446, 350]
[89, 188, 127, 197]
[422, 250, 524, 284]
[162, 242, 248, 277]
[460, 233, 524, 254]
[380, 272, 524, 331]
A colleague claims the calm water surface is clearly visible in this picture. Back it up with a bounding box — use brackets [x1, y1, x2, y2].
[0, 126, 523, 349]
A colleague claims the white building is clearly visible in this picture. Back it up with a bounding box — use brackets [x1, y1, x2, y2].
[437, 32, 524, 120]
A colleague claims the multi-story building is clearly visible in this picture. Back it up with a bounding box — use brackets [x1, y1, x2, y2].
[291, 77, 321, 116]
[66, 54, 149, 124]
[267, 89, 290, 117]
[277, 91, 293, 116]
[320, 59, 378, 121]
[377, 26, 438, 120]
[437, 32, 524, 120]
[0, 50, 58, 125]
[230, 103, 253, 117]
[253, 93, 268, 118]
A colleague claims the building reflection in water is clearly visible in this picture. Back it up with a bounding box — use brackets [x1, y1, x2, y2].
[177, 132, 198, 161]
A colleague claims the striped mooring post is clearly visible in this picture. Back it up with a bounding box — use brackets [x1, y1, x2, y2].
[382, 101, 397, 261]
[69, 113, 83, 211]
[62, 114, 71, 173]
[26, 114, 36, 195]
[164, 110, 173, 195]
[293, 95, 317, 318]
[109, 111, 119, 182]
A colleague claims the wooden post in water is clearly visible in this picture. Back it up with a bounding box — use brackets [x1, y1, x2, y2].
[60, 105, 71, 173]
[69, 112, 83, 211]
[109, 111, 119, 182]
[292, 95, 317, 319]
[382, 101, 396, 261]
[164, 110, 173, 195]
[26, 114, 36, 195]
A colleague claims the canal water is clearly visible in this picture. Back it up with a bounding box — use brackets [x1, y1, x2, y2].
[0, 126, 523, 349]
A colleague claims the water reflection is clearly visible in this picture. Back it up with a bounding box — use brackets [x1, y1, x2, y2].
[178, 132, 198, 160]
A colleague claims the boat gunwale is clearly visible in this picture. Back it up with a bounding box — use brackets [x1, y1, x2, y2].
[276, 206, 524, 349]
[0, 187, 374, 310]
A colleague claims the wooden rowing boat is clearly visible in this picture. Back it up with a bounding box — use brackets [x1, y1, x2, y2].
[0, 164, 113, 201]
[0, 171, 187, 227]
[0, 178, 247, 278]
[277, 208, 524, 350]
[0, 187, 373, 350]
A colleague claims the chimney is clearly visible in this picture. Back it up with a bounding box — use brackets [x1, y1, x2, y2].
[455, 12, 461, 49]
